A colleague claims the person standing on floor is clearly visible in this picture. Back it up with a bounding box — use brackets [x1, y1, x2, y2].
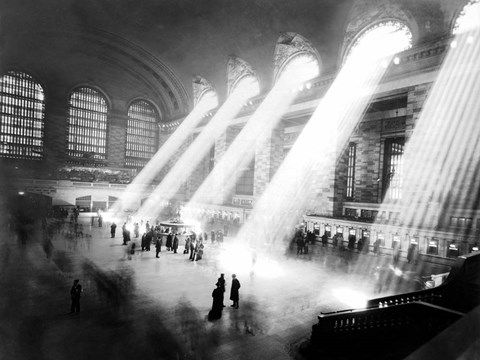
[110, 222, 117, 238]
[208, 283, 224, 321]
[70, 279, 82, 314]
[217, 273, 226, 307]
[172, 234, 179, 254]
[230, 274, 240, 309]
[166, 232, 173, 251]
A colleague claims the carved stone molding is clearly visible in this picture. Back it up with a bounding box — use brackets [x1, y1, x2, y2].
[227, 55, 257, 96]
[342, 0, 417, 64]
[273, 32, 321, 83]
[192, 75, 216, 107]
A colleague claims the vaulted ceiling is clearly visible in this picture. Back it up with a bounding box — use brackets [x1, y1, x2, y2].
[0, 0, 467, 117]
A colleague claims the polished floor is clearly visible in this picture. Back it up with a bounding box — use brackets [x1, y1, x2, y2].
[0, 218, 450, 360]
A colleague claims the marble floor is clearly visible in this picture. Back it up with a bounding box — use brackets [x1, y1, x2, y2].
[0, 218, 450, 360]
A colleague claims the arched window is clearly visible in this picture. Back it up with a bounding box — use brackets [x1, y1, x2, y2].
[197, 90, 218, 110]
[344, 21, 413, 64]
[453, 0, 480, 34]
[0, 71, 45, 159]
[231, 75, 260, 99]
[125, 99, 160, 168]
[277, 53, 320, 86]
[67, 87, 108, 159]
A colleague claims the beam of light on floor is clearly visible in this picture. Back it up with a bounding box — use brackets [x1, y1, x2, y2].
[185, 64, 319, 211]
[136, 78, 260, 221]
[367, 19, 480, 274]
[226, 28, 410, 276]
[107, 92, 218, 220]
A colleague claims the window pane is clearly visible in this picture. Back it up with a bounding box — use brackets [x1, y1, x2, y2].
[0, 71, 45, 159]
[125, 100, 159, 168]
[346, 143, 356, 199]
[67, 88, 108, 160]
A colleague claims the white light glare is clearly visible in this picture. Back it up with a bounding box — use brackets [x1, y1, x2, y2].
[197, 90, 218, 111]
[331, 287, 368, 309]
[278, 53, 320, 87]
[233, 76, 260, 99]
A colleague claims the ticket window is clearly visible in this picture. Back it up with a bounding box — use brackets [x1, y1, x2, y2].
[361, 230, 370, 252]
[377, 233, 385, 246]
[362, 230, 370, 242]
[314, 223, 320, 236]
[336, 227, 344, 237]
[447, 242, 460, 258]
[325, 225, 332, 238]
[392, 234, 401, 250]
[427, 238, 439, 255]
[348, 228, 357, 249]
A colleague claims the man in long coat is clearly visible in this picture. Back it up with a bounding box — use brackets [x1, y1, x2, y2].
[230, 274, 240, 309]
[172, 234, 179, 253]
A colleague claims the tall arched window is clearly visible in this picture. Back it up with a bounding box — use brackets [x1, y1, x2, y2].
[125, 99, 160, 168]
[453, 0, 480, 34]
[277, 53, 320, 86]
[67, 87, 108, 159]
[231, 75, 260, 99]
[0, 71, 45, 159]
[344, 21, 413, 64]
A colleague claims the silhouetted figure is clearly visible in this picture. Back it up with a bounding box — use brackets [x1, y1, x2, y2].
[70, 279, 82, 313]
[296, 235, 304, 254]
[217, 273, 226, 307]
[321, 233, 328, 247]
[172, 234, 179, 253]
[230, 274, 240, 308]
[166, 233, 173, 251]
[98, 216, 103, 227]
[110, 222, 117, 238]
[208, 283, 224, 321]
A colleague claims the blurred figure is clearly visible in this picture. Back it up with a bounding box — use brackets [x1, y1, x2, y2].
[166, 232, 173, 251]
[70, 279, 82, 314]
[321, 232, 328, 247]
[296, 234, 304, 254]
[208, 283, 224, 321]
[110, 222, 117, 238]
[230, 274, 241, 309]
[155, 237, 161, 258]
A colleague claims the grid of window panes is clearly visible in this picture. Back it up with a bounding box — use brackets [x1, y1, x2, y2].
[235, 159, 255, 196]
[0, 71, 45, 159]
[67, 87, 108, 159]
[384, 138, 404, 200]
[346, 143, 356, 199]
[125, 100, 159, 168]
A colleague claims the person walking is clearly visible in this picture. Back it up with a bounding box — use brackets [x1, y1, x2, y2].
[70, 279, 82, 314]
[230, 274, 240, 309]
[110, 222, 117, 238]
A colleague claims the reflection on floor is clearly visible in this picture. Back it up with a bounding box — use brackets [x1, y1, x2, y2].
[0, 219, 450, 360]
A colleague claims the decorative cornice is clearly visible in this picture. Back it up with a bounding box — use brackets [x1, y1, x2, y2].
[227, 55, 257, 96]
[192, 75, 216, 106]
[273, 32, 321, 83]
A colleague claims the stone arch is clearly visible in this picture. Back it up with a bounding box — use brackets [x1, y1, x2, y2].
[341, 0, 419, 66]
[192, 75, 217, 107]
[451, 0, 480, 34]
[227, 55, 259, 96]
[273, 32, 322, 84]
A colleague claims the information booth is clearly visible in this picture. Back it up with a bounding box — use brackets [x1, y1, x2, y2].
[159, 220, 197, 246]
